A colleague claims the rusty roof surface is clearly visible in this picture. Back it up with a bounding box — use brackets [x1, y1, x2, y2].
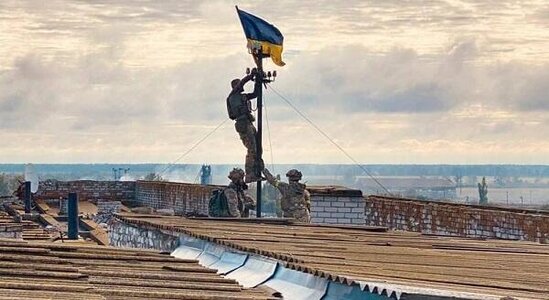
[117, 214, 549, 300]
[0, 238, 274, 300]
[0, 211, 54, 242]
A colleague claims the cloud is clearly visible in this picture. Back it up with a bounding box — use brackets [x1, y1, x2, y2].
[273, 41, 473, 114]
[487, 63, 549, 111]
[0, 0, 548, 164]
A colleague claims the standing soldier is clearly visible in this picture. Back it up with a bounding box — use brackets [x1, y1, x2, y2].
[263, 168, 310, 222]
[225, 168, 256, 217]
[227, 69, 264, 183]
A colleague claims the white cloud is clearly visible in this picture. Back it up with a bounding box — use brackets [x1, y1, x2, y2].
[0, 0, 547, 164]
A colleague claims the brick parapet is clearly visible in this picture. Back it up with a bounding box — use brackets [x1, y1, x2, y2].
[35, 180, 135, 203]
[109, 218, 178, 251]
[309, 187, 365, 225]
[134, 181, 221, 216]
[366, 195, 548, 243]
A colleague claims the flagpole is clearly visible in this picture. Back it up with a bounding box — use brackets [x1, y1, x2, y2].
[236, 6, 282, 218]
[255, 49, 263, 218]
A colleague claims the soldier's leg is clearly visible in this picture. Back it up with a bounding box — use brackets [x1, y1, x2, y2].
[224, 189, 241, 218]
[246, 123, 266, 178]
[293, 209, 311, 223]
[244, 154, 252, 176]
[243, 123, 264, 182]
[227, 196, 241, 218]
[235, 120, 257, 154]
[236, 120, 257, 182]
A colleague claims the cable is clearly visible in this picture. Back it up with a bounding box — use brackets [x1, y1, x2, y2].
[267, 84, 392, 195]
[263, 96, 275, 173]
[193, 168, 202, 184]
[159, 119, 229, 176]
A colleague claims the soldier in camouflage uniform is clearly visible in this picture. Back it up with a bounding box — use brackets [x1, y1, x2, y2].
[263, 168, 311, 222]
[227, 70, 264, 183]
[225, 168, 256, 217]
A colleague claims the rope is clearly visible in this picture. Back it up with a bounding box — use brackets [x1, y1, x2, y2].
[266, 84, 392, 195]
[263, 96, 276, 173]
[158, 119, 229, 176]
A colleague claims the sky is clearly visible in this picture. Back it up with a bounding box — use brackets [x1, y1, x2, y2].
[0, 0, 548, 164]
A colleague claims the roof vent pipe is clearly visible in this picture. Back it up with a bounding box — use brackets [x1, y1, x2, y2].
[24, 181, 31, 214]
[67, 192, 79, 240]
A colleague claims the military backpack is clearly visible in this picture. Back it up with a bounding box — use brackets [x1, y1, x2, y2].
[226, 93, 249, 120]
[208, 189, 230, 217]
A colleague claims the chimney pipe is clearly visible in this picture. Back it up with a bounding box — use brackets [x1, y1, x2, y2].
[67, 193, 79, 240]
[24, 181, 31, 214]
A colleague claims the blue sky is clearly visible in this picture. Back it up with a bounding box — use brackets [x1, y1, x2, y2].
[0, 0, 548, 164]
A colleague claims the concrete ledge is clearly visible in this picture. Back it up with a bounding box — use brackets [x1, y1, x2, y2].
[308, 186, 363, 197]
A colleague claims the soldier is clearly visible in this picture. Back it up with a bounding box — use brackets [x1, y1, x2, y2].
[225, 168, 256, 217]
[263, 168, 311, 222]
[227, 69, 264, 183]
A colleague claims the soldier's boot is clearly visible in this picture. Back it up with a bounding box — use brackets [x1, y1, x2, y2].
[244, 154, 254, 183]
[245, 173, 266, 183]
[244, 156, 266, 183]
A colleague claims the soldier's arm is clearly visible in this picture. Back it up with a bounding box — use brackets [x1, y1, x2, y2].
[231, 73, 254, 95]
[264, 168, 290, 193]
[304, 189, 311, 211]
[243, 193, 256, 209]
[244, 77, 261, 100]
[263, 168, 277, 185]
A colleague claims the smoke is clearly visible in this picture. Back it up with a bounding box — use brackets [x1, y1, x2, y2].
[119, 174, 135, 182]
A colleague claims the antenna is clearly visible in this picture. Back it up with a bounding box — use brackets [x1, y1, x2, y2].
[24, 163, 39, 193]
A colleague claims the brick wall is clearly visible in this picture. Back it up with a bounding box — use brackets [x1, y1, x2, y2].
[134, 181, 220, 216]
[134, 182, 366, 225]
[309, 186, 365, 225]
[35, 180, 135, 203]
[109, 218, 178, 251]
[94, 200, 122, 224]
[366, 195, 548, 243]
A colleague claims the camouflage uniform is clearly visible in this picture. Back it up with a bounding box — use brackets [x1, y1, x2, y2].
[227, 72, 263, 183]
[225, 168, 256, 217]
[263, 168, 311, 222]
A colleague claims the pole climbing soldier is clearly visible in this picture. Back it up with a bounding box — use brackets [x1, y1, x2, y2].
[227, 69, 264, 183]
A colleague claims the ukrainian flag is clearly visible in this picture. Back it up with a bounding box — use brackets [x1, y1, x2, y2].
[236, 7, 285, 66]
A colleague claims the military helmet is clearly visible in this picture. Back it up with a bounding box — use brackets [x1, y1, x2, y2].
[286, 169, 302, 181]
[228, 168, 245, 180]
[231, 79, 241, 89]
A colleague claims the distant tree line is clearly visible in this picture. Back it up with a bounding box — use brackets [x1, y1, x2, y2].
[0, 164, 547, 182]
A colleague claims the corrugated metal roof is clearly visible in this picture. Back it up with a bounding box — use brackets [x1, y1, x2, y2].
[116, 214, 549, 300]
[0, 238, 274, 299]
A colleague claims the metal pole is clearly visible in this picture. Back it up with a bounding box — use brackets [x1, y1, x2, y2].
[67, 192, 79, 240]
[256, 52, 264, 218]
[24, 181, 31, 214]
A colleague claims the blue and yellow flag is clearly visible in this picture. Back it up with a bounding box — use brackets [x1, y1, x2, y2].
[236, 7, 285, 66]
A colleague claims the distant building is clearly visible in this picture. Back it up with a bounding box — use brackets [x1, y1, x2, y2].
[356, 176, 457, 200]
